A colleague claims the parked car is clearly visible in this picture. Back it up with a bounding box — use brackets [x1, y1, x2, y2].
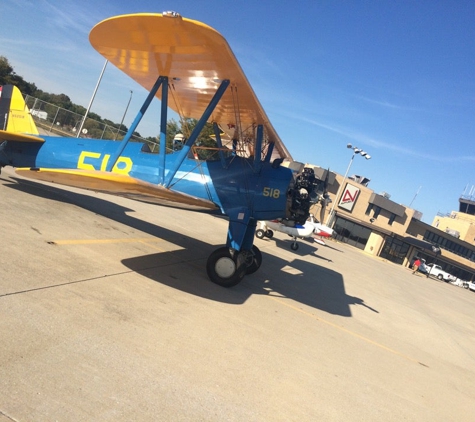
[425, 263, 456, 282]
[419, 259, 429, 274]
[468, 281, 475, 292]
[451, 278, 469, 289]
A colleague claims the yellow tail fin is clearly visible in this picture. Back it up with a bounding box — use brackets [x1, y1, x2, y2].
[0, 85, 39, 135]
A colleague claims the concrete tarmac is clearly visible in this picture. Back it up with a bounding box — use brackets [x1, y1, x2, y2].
[1, 165, 475, 421]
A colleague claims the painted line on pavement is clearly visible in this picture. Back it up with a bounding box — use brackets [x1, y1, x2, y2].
[49, 238, 163, 245]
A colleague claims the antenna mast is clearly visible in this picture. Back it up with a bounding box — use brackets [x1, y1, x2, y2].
[409, 186, 422, 208]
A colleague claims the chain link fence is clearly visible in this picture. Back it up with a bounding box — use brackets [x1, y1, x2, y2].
[24, 94, 158, 151]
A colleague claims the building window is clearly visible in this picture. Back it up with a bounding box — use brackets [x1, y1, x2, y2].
[373, 206, 382, 219]
[423, 229, 474, 259]
[365, 203, 373, 216]
[333, 217, 371, 250]
[388, 213, 396, 226]
[380, 236, 410, 265]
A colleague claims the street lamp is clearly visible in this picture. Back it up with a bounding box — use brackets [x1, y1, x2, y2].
[115, 90, 133, 140]
[325, 143, 371, 225]
[77, 59, 108, 138]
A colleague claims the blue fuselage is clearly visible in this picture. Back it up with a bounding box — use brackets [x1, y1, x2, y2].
[2, 137, 294, 222]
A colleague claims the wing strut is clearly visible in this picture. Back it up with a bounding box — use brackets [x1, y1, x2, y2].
[106, 75, 166, 172]
[264, 142, 275, 163]
[164, 79, 230, 188]
[158, 77, 169, 184]
[253, 124, 263, 172]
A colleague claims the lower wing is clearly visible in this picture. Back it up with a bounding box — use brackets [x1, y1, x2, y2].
[16, 167, 219, 211]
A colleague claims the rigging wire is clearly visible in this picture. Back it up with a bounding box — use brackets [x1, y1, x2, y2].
[166, 80, 216, 203]
[229, 84, 254, 208]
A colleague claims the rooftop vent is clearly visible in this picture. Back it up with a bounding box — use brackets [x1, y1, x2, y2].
[445, 228, 460, 238]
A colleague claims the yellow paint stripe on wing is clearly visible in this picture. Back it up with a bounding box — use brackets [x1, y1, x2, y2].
[15, 167, 219, 211]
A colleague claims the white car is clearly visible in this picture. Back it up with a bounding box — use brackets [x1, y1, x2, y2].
[451, 278, 469, 289]
[425, 263, 456, 282]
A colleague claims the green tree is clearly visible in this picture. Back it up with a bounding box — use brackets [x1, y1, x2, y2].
[0, 56, 37, 95]
[183, 118, 218, 160]
[0, 56, 14, 84]
[162, 117, 218, 159]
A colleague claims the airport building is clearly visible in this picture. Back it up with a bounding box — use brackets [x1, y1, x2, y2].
[307, 165, 475, 282]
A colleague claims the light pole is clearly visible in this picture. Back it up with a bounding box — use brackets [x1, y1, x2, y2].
[115, 90, 133, 140]
[77, 59, 108, 138]
[326, 143, 371, 226]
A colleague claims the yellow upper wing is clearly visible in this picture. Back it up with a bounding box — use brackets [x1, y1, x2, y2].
[89, 12, 291, 161]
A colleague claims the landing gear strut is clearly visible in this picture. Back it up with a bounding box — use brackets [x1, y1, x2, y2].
[290, 237, 299, 251]
[206, 245, 262, 287]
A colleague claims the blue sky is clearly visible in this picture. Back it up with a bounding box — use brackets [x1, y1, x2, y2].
[2, 0, 474, 223]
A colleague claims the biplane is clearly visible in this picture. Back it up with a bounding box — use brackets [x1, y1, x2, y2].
[0, 12, 325, 287]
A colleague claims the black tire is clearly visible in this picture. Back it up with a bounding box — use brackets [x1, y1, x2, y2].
[266, 230, 274, 239]
[255, 229, 266, 239]
[245, 245, 262, 275]
[290, 242, 299, 251]
[437, 274, 443, 280]
[206, 247, 247, 287]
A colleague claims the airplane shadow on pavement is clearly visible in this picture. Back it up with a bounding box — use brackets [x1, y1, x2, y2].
[263, 237, 337, 262]
[4, 175, 378, 317]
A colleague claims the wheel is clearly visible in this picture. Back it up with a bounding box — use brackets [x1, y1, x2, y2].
[244, 245, 262, 275]
[437, 274, 443, 280]
[206, 247, 247, 287]
[255, 229, 266, 239]
[290, 242, 299, 251]
[266, 230, 274, 239]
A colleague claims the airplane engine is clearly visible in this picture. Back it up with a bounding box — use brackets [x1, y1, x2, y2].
[287, 167, 319, 225]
